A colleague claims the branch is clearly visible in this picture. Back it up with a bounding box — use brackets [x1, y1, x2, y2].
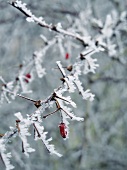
[90, 76, 127, 83]
[9, 0, 95, 46]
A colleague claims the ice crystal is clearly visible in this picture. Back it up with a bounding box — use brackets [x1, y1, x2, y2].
[26, 17, 34, 22]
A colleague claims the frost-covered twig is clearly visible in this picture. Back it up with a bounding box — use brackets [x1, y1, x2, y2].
[0, 128, 18, 170]
[2, 89, 37, 103]
[9, 0, 99, 47]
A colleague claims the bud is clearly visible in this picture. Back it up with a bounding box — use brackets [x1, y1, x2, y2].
[67, 65, 73, 71]
[65, 53, 69, 59]
[59, 122, 67, 138]
[24, 73, 31, 83]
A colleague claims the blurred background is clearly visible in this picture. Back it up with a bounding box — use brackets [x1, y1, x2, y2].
[0, 0, 127, 169]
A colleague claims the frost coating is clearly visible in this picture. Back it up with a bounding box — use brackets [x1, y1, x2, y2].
[0, 129, 18, 170]
[4, 0, 126, 168]
[14, 109, 62, 158]
[83, 53, 99, 74]
[12, 0, 33, 16]
[34, 122, 62, 157]
[26, 17, 34, 22]
[56, 61, 66, 77]
[15, 112, 35, 157]
[34, 51, 46, 78]
[0, 77, 14, 105]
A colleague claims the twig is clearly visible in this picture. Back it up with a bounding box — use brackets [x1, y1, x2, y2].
[0, 153, 5, 167]
[33, 123, 50, 153]
[2, 88, 37, 103]
[43, 108, 60, 119]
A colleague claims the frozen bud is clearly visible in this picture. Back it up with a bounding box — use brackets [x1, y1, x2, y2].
[67, 65, 73, 72]
[59, 122, 67, 138]
[24, 73, 31, 83]
[65, 53, 69, 59]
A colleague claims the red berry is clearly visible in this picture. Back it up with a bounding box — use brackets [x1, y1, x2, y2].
[65, 53, 69, 60]
[59, 122, 67, 138]
[24, 73, 31, 83]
